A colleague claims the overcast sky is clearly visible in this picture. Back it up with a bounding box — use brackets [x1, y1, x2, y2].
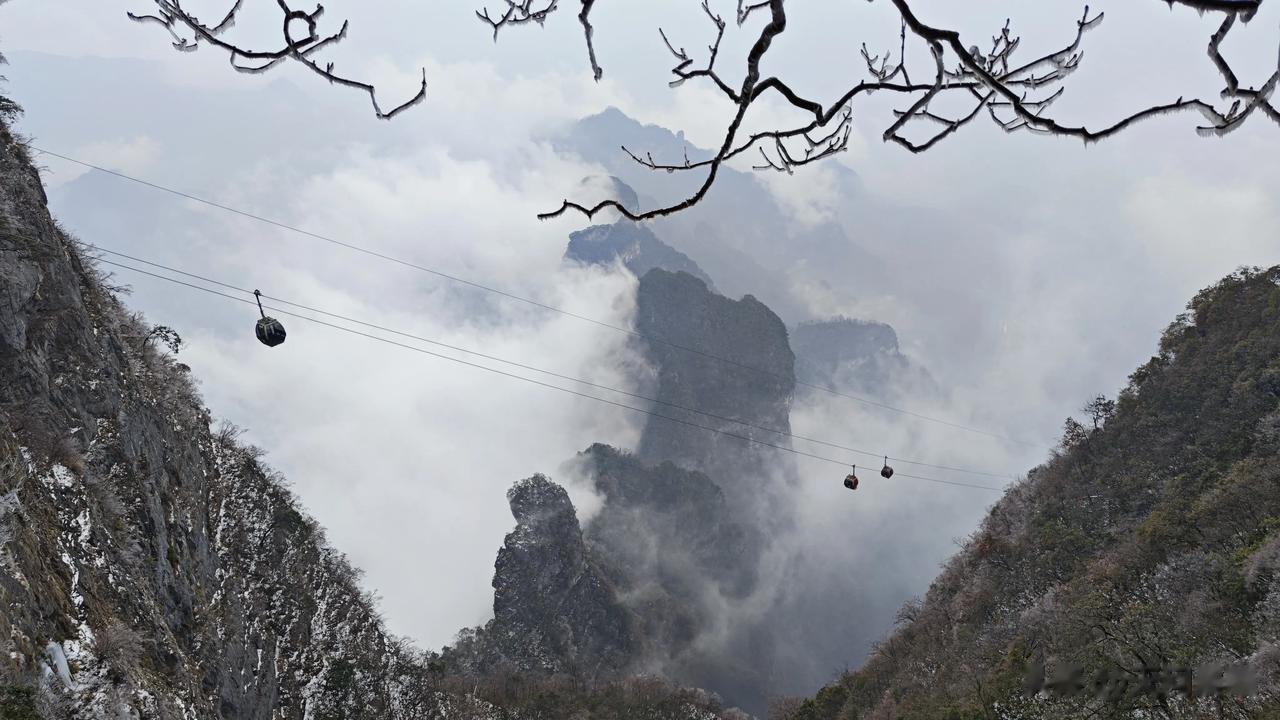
[2, 0, 1277, 662]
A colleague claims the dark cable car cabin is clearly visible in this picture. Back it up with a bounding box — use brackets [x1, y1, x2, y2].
[843, 466, 859, 491]
[253, 290, 287, 347]
[880, 456, 895, 479]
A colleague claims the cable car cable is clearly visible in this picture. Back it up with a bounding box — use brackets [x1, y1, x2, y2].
[90, 245, 1016, 481]
[97, 258, 1007, 493]
[35, 146, 1048, 451]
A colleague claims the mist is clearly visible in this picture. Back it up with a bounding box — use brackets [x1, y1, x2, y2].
[2, 0, 1277, 700]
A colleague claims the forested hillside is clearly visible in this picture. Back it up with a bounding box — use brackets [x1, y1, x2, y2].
[784, 267, 1280, 719]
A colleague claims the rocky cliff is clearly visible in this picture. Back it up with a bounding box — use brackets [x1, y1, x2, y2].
[452, 256, 808, 714]
[445, 443, 774, 713]
[445, 475, 641, 681]
[633, 269, 796, 497]
[453, 237, 842, 714]
[0, 114, 444, 719]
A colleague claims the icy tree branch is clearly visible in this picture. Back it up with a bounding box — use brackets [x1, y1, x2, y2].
[129, 0, 427, 119]
[132, 0, 1279, 218]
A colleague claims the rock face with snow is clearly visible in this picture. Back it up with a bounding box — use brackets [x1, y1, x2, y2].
[565, 222, 716, 291]
[451, 475, 641, 679]
[790, 267, 1280, 718]
[0, 116, 440, 718]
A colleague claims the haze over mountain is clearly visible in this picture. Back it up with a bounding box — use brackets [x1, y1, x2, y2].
[0, 112, 751, 719]
[18, 49, 1013, 689]
[9, 103, 1278, 715]
[0, 104, 990, 716]
[2, 5, 1279, 715]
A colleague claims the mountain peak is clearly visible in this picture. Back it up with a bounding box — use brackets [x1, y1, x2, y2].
[564, 222, 716, 290]
[506, 473, 576, 531]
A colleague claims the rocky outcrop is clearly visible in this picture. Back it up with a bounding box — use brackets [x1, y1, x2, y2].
[446, 439, 786, 712]
[565, 222, 715, 291]
[633, 269, 795, 493]
[555, 269, 802, 715]
[455, 475, 641, 680]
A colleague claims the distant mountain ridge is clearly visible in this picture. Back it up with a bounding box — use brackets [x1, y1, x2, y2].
[791, 317, 936, 400]
[565, 220, 716, 290]
[553, 107, 878, 324]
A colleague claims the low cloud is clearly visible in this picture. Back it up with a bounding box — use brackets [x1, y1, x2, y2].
[7, 0, 1279, 682]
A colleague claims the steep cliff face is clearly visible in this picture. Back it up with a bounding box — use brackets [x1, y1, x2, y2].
[787, 267, 1280, 720]
[633, 269, 796, 495]
[0, 118, 440, 719]
[448, 475, 641, 680]
[451, 445, 778, 715]
[452, 260, 810, 714]
[565, 222, 715, 291]
[0, 113, 747, 720]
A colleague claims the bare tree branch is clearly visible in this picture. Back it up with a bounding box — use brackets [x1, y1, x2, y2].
[475, 0, 603, 79]
[531, 0, 1274, 219]
[131, 0, 426, 120]
[476, 0, 559, 41]
[579, 0, 602, 81]
[134, 0, 1279, 218]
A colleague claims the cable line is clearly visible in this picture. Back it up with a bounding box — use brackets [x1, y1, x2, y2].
[98, 257, 1008, 493]
[91, 246, 1015, 480]
[36, 146, 1046, 450]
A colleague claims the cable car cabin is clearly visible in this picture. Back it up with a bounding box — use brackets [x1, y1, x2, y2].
[252, 289, 287, 347]
[880, 457, 895, 479]
[256, 316, 287, 347]
[844, 467, 859, 491]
